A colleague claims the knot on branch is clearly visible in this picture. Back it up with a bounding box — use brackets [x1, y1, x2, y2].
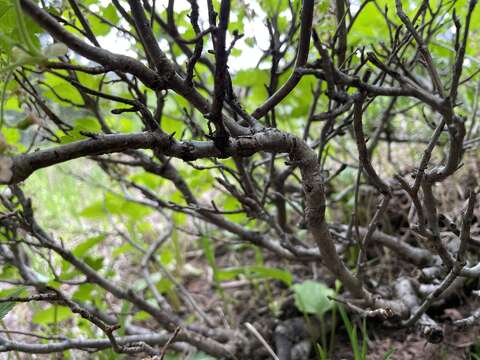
[179, 141, 198, 161]
[204, 113, 230, 157]
[304, 205, 326, 225]
[234, 136, 258, 157]
[212, 131, 230, 157]
[422, 325, 444, 344]
[151, 71, 176, 91]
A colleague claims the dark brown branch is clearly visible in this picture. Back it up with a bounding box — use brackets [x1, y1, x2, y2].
[127, 0, 175, 79]
[352, 94, 391, 194]
[251, 0, 314, 119]
[209, 0, 231, 149]
[449, 0, 477, 104]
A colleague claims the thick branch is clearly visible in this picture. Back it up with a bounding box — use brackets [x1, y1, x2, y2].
[210, 0, 231, 143]
[1, 127, 368, 302]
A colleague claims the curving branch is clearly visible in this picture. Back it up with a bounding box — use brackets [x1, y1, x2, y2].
[0, 125, 375, 308]
[2, 0, 479, 356]
[251, 0, 315, 119]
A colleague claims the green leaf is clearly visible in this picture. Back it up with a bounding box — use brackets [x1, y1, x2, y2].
[75, 117, 101, 132]
[0, 1, 15, 33]
[79, 193, 152, 220]
[216, 265, 293, 286]
[201, 236, 219, 282]
[1, 127, 20, 147]
[260, 0, 289, 16]
[0, 266, 19, 282]
[0, 301, 16, 320]
[156, 278, 174, 293]
[84, 256, 104, 271]
[338, 304, 363, 360]
[42, 74, 83, 105]
[60, 267, 81, 281]
[133, 310, 151, 321]
[13, 0, 39, 55]
[88, 15, 111, 36]
[316, 343, 329, 360]
[292, 280, 335, 317]
[112, 243, 134, 258]
[129, 172, 164, 189]
[78, 201, 106, 218]
[72, 284, 95, 301]
[161, 115, 185, 135]
[159, 248, 174, 266]
[234, 69, 269, 87]
[59, 131, 86, 144]
[0, 0, 41, 55]
[32, 305, 72, 325]
[72, 234, 106, 258]
[0, 287, 26, 320]
[190, 352, 217, 360]
[102, 4, 120, 25]
[106, 115, 139, 133]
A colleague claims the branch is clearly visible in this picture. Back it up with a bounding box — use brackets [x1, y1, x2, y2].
[395, 0, 445, 97]
[0, 132, 169, 184]
[209, 0, 231, 149]
[0, 293, 58, 303]
[449, 0, 477, 103]
[20, 0, 163, 89]
[0, 333, 184, 354]
[251, 0, 314, 119]
[298, 67, 443, 110]
[127, 0, 175, 78]
[352, 94, 391, 194]
[0, 130, 307, 184]
[334, 0, 347, 66]
[19, 0, 229, 126]
[1, 127, 375, 311]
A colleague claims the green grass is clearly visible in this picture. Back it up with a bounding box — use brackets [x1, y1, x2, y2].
[24, 160, 107, 233]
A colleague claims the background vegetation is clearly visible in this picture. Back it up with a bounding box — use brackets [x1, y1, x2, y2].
[1, 0, 480, 359]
